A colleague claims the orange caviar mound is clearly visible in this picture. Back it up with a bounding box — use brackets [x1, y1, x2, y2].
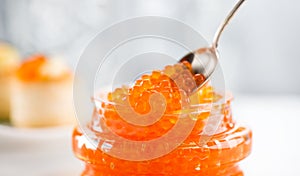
[17, 55, 46, 82]
[16, 54, 71, 82]
[101, 63, 209, 141]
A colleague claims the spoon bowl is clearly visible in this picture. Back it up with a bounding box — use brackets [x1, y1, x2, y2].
[179, 0, 246, 91]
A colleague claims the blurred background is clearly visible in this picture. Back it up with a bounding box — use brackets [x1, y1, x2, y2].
[1, 0, 300, 176]
[0, 0, 299, 94]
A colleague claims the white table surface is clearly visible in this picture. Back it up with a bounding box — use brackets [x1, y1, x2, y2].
[1, 94, 299, 176]
[234, 94, 300, 176]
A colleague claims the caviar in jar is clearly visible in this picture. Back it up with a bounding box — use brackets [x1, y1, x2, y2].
[72, 63, 252, 175]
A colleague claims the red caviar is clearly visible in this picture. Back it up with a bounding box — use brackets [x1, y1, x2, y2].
[17, 55, 46, 81]
[102, 63, 209, 141]
[16, 54, 71, 82]
[72, 114, 252, 175]
[72, 62, 252, 175]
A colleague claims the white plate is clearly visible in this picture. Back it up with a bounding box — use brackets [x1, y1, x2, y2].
[0, 123, 74, 141]
[0, 123, 82, 176]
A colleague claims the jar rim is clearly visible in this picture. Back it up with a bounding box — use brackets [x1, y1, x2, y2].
[92, 90, 233, 116]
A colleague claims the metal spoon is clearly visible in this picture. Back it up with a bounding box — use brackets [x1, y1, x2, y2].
[180, 0, 246, 91]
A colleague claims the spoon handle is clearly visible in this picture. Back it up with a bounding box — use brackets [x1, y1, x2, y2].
[212, 0, 246, 49]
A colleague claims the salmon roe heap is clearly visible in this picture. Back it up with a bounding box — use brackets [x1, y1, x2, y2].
[72, 62, 252, 176]
[16, 54, 71, 82]
[102, 62, 207, 141]
[16, 55, 46, 82]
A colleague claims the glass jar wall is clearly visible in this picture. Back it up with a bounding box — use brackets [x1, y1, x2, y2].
[72, 89, 252, 176]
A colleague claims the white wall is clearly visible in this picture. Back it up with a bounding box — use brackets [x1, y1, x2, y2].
[1, 0, 299, 94]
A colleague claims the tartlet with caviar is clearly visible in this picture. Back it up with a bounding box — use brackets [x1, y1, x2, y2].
[10, 54, 75, 127]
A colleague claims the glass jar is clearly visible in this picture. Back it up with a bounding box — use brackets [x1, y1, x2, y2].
[72, 88, 252, 176]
